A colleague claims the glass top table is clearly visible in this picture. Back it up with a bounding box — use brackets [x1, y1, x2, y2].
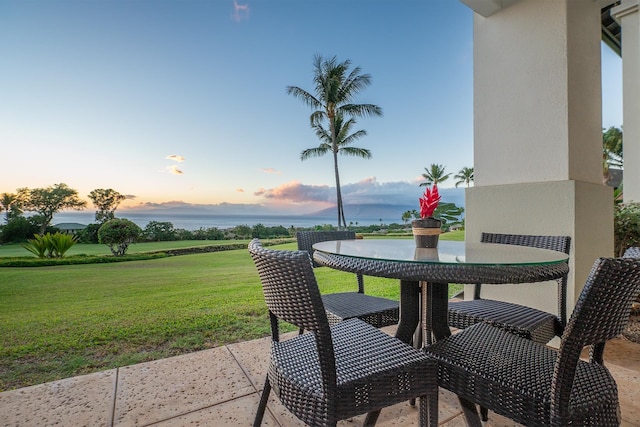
[312, 239, 569, 285]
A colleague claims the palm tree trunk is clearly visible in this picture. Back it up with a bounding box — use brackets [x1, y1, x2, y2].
[333, 150, 345, 230]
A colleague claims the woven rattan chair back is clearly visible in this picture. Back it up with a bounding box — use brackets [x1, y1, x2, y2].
[551, 257, 640, 423]
[296, 231, 365, 292]
[295, 231, 399, 328]
[480, 232, 571, 326]
[248, 239, 333, 339]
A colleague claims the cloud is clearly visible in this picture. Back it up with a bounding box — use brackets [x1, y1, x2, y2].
[166, 154, 185, 163]
[255, 181, 331, 203]
[253, 177, 463, 209]
[232, 0, 249, 22]
[124, 194, 136, 200]
[236, 188, 244, 193]
[260, 168, 281, 175]
[167, 165, 183, 175]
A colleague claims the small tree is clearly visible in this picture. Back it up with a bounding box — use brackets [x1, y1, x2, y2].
[614, 203, 640, 257]
[88, 189, 126, 224]
[24, 183, 86, 234]
[143, 221, 175, 241]
[232, 224, 252, 239]
[98, 218, 141, 256]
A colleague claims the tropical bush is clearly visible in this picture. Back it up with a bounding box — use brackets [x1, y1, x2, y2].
[0, 216, 39, 243]
[98, 218, 142, 256]
[614, 202, 640, 256]
[22, 232, 78, 258]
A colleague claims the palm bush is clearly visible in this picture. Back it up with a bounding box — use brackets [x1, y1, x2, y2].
[22, 232, 78, 258]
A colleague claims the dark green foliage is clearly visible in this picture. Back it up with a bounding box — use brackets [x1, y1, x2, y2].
[0, 217, 39, 243]
[614, 203, 640, 256]
[232, 224, 252, 239]
[77, 223, 101, 243]
[143, 221, 176, 241]
[98, 219, 142, 256]
[192, 227, 225, 240]
[251, 223, 290, 239]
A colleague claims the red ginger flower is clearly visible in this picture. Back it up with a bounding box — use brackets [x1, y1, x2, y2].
[419, 184, 441, 219]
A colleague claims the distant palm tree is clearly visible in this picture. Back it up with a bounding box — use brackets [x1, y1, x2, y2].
[454, 166, 474, 187]
[419, 163, 450, 187]
[287, 54, 382, 229]
[0, 192, 23, 223]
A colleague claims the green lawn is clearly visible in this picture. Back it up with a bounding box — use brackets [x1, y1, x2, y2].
[0, 233, 464, 391]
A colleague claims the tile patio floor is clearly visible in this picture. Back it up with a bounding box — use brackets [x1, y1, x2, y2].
[1, 325, 639, 427]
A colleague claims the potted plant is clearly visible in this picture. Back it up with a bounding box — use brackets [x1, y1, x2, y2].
[412, 184, 442, 248]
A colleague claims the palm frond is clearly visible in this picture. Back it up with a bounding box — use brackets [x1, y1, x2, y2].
[301, 146, 331, 160]
[340, 103, 383, 118]
[339, 146, 372, 159]
[286, 86, 322, 110]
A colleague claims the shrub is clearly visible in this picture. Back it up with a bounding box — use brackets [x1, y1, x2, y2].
[98, 218, 142, 256]
[77, 223, 101, 243]
[22, 232, 78, 258]
[143, 221, 175, 241]
[614, 202, 640, 256]
[0, 217, 39, 243]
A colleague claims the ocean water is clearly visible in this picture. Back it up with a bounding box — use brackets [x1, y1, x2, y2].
[52, 212, 402, 230]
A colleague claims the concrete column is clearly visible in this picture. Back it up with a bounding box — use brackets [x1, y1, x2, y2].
[613, 0, 640, 203]
[462, 0, 613, 317]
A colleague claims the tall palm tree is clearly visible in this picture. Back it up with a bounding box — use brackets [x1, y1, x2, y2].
[454, 166, 474, 187]
[419, 163, 450, 187]
[287, 54, 382, 229]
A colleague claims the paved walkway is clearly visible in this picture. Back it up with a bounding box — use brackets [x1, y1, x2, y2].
[1, 327, 639, 426]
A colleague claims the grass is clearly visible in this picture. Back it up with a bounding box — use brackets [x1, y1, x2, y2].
[0, 233, 464, 391]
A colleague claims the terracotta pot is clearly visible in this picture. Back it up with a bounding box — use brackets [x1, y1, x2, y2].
[411, 217, 442, 248]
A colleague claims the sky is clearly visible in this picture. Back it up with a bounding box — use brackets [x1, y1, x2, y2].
[1, 0, 623, 216]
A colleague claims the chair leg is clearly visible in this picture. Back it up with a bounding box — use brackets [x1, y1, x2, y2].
[253, 377, 271, 427]
[363, 410, 381, 427]
[419, 393, 439, 427]
[480, 406, 488, 421]
[459, 396, 483, 427]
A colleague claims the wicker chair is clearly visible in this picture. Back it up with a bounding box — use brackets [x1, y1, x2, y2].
[426, 256, 640, 426]
[248, 239, 438, 427]
[448, 233, 571, 343]
[296, 231, 399, 328]
[624, 246, 640, 258]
